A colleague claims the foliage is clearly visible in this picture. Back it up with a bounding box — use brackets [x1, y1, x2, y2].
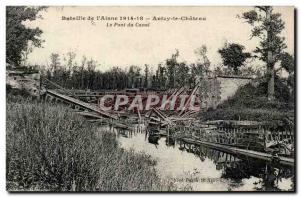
[280, 52, 294, 73]
[194, 45, 211, 73]
[43, 50, 210, 91]
[241, 6, 287, 63]
[6, 99, 178, 191]
[218, 43, 251, 74]
[176, 62, 190, 87]
[241, 6, 288, 100]
[144, 64, 149, 88]
[165, 49, 179, 88]
[6, 6, 46, 66]
[218, 76, 292, 108]
[203, 107, 293, 131]
[279, 52, 294, 98]
[201, 79, 294, 130]
[155, 63, 167, 89]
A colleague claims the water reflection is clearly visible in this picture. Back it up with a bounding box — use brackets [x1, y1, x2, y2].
[112, 126, 294, 191]
[148, 134, 160, 146]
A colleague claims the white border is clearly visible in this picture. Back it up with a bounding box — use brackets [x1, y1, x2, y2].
[0, 0, 298, 196]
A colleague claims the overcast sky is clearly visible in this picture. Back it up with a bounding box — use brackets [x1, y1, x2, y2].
[26, 6, 294, 71]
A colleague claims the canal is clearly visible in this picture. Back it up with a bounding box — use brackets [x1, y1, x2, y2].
[107, 125, 294, 191]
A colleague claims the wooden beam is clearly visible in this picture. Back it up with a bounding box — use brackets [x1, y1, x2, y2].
[179, 82, 200, 116]
[182, 137, 294, 167]
[46, 89, 118, 119]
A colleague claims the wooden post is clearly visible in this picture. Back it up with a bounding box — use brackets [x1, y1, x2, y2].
[233, 128, 236, 145]
[263, 128, 266, 150]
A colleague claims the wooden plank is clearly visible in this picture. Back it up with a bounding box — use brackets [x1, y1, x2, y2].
[153, 108, 167, 119]
[43, 78, 74, 96]
[181, 138, 294, 167]
[112, 122, 134, 130]
[179, 82, 200, 116]
[75, 111, 105, 119]
[159, 87, 185, 111]
[46, 89, 118, 119]
[152, 108, 174, 126]
[137, 108, 141, 122]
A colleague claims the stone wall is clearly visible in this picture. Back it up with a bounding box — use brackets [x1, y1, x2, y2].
[6, 69, 41, 97]
[199, 75, 253, 110]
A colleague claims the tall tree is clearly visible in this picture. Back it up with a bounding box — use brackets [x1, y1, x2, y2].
[166, 49, 179, 88]
[241, 6, 287, 100]
[65, 51, 76, 71]
[80, 56, 87, 89]
[86, 58, 97, 89]
[218, 42, 251, 74]
[176, 62, 190, 87]
[144, 64, 149, 88]
[127, 65, 141, 88]
[157, 63, 166, 90]
[49, 53, 60, 75]
[6, 6, 46, 66]
[194, 45, 211, 74]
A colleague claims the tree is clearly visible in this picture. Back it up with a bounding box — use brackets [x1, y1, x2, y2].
[151, 75, 157, 89]
[218, 42, 251, 74]
[176, 62, 190, 87]
[280, 52, 294, 74]
[86, 58, 97, 89]
[280, 52, 294, 99]
[194, 45, 211, 74]
[80, 56, 87, 89]
[157, 63, 166, 90]
[21, 41, 33, 66]
[65, 51, 76, 71]
[49, 53, 60, 75]
[144, 64, 149, 88]
[127, 65, 141, 88]
[6, 6, 46, 66]
[241, 6, 287, 100]
[166, 49, 179, 88]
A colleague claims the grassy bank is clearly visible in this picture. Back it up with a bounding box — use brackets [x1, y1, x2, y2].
[6, 98, 178, 191]
[201, 80, 294, 130]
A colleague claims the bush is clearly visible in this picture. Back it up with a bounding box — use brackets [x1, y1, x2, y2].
[201, 77, 294, 130]
[218, 80, 293, 111]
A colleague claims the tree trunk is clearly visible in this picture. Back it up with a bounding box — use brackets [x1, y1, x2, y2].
[234, 67, 239, 75]
[266, 8, 275, 101]
[267, 63, 275, 101]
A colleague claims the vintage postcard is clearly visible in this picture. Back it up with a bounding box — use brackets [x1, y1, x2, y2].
[6, 6, 295, 192]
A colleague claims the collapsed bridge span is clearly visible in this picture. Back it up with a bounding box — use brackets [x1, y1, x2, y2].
[46, 89, 118, 120]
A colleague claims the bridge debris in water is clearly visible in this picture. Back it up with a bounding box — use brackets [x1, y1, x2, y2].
[43, 79, 294, 166]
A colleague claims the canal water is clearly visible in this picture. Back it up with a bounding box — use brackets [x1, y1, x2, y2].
[109, 125, 294, 191]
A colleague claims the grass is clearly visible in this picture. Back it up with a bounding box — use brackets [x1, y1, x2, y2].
[201, 81, 294, 130]
[6, 98, 179, 191]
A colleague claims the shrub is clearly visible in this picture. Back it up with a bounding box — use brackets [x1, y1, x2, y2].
[201, 77, 294, 130]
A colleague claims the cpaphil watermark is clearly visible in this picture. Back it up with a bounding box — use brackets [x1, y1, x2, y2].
[98, 94, 200, 112]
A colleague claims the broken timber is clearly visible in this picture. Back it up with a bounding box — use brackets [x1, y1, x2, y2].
[43, 78, 75, 96]
[137, 108, 141, 122]
[152, 108, 174, 126]
[179, 82, 200, 116]
[76, 111, 106, 119]
[46, 89, 118, 119]
[181, 137, 294, 167]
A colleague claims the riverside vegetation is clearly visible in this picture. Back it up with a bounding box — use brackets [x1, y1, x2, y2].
[6, 95, 187, 191]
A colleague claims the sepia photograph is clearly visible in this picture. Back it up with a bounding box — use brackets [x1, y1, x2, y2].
[6, 6, 295, 192]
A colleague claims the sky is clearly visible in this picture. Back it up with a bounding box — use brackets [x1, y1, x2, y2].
[25, 6, 294, 71]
